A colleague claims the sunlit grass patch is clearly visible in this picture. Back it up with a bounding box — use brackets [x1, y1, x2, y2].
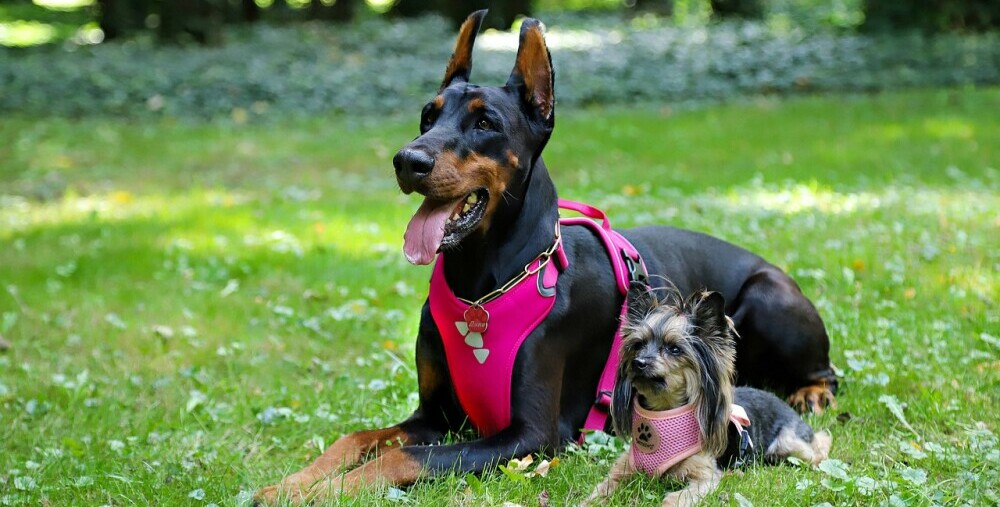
[0, 89, 998, 505]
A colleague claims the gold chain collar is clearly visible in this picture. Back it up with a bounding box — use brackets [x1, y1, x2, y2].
[456, 223, 562, 307]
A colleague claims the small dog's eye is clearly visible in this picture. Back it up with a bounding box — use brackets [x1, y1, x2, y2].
[667, 345, 682, 356]
[476, 119, 494, 131]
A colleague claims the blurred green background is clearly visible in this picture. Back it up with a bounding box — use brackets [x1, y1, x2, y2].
[1, 1, 997, 506]
[1, 0, 998, 118]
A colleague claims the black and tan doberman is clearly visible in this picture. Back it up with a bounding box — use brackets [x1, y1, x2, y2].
[256, 10, 836, 503]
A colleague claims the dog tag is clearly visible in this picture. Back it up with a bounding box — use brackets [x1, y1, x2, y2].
[464, 305, 489, 334]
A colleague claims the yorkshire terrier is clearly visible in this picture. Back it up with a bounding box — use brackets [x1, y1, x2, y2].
[585, 282, 831, 507]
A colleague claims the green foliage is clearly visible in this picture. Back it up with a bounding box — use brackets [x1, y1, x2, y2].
[2, 15, 999, 119]
[862, 0, 1000, 33]
[0, 89, 998, 505]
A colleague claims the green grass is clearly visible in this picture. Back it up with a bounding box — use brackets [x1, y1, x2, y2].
[1, 88, 998, 506]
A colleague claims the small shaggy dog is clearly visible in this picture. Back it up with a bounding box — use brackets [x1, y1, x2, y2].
[586, 282, 831, 506]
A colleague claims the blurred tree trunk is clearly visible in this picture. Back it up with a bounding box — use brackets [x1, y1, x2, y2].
[710, 0, 762, 19]
[159, 0, 224, 44]
[862, 0, 1000, 32]
[242, 0, 261, 23]
[631, 0, 673, 15]
[95, 0, 149, 40]
[390, 0, 438, 18]
[309, 0, 356, 22]
[440, 0, 531, 29]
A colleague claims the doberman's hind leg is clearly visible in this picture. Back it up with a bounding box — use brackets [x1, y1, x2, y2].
[731, 267, 838, 414]
[254, 425, 420, 505]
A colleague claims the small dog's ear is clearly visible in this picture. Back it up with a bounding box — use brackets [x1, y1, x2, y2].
[506, 18, 554, 126]
[625, 281, 656, 327]
[440, 10, 488, 92]
[610, 355, 634, 438]
[689, 291, 730, 342]
[688, 290, 737, 456]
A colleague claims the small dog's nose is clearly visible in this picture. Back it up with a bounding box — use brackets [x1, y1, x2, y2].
[632, 357, 650, 372]
[393, 148, 435, 183]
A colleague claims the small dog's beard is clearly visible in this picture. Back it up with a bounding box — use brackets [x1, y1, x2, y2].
[633, 371, 691, 412]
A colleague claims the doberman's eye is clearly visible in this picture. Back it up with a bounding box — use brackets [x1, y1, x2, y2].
[475, 118, 494, 131]
[420, 106, 438, 132]
[666, 345, 682, 356]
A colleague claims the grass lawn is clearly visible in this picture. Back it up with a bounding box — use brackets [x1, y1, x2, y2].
[0, 88, 997, 506]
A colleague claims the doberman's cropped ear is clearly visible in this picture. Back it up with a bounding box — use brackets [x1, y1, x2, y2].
[440, 10, 488, 92]
[625, 281, 657, 327]
[506, 19, 554, 124]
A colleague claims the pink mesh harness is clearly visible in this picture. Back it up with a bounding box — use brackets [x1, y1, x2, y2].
[428, 199, 646, 438]
[630, 401, 751, 476]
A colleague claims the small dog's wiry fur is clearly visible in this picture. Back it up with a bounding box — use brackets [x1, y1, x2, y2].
[587, 282, 831, 507]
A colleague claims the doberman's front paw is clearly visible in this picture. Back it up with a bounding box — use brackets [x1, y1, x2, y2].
[788, 382, 837, 414]
[253, 483, 309, 506]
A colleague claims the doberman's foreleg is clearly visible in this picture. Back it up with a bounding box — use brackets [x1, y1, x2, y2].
[253, 418, 444, 504]
[294, 425, 561, 502]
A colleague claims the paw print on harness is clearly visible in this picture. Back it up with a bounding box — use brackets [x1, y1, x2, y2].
[455, 321, 490, 364]
[637, 422, 653, 443]
[633, 421, 659, 453]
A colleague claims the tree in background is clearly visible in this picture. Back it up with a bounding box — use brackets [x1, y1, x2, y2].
[95, 0, 360, 44]
[709, 0, 762, 19]
[862, 0, 999, 32]
[391, 0, 531, 29]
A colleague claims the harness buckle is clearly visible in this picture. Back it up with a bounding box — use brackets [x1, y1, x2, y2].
[733, 428, 754, 467]
[594, 390, 613, 408]
[623, 254, 648, 283]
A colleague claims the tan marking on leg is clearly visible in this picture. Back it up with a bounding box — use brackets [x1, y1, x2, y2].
[254, 426, 410, 504]
[788, 381, 837, 414]
[303, 448, 425, 502]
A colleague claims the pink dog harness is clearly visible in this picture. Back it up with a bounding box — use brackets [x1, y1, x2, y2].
[428, 199, 646, 437]
[630, 401, 751, 476]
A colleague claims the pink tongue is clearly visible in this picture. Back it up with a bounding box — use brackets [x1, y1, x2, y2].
[403, 198, 461, 265]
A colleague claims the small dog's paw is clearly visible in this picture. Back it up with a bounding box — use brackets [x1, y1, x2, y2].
[788, 383, 837, 414]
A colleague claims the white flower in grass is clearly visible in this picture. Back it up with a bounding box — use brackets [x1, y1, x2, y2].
[13, 476, 36, 491]
[108, 440, 125, 453]
[189, 488, 206, 500]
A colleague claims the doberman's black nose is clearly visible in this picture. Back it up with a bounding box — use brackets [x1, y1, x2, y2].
[393, 148, 435, 187]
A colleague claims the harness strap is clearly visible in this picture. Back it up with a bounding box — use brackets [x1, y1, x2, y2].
[558, 199, 649, 439]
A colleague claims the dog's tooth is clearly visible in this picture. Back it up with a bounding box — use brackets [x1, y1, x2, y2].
[452, 213, 460, 221]
[463, 204, 471, 213]
[468, 194, 478, 204]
